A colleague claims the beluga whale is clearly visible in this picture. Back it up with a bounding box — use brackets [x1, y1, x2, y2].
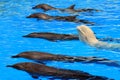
[77, 25, 120, 52]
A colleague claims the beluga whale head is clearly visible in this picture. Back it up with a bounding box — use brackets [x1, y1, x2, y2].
[77, 25, 99, 46]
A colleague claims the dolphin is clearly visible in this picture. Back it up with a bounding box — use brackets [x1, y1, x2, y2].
[23, 32, 120, 43]
[7, 62, 111, 79]
[26, 13, 94, 25]
[32, 4, 100, 13]
[23, 32, 79, 42]
[11, 51, 120, 67]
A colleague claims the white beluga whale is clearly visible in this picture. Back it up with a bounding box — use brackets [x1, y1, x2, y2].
[77, 25, 120, 51]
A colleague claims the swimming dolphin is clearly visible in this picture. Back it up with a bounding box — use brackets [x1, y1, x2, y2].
[32, 4, 100, 13]
[23, 32, 79, 42]
[7, 62, 111, 79]
[11, 51, 120, 67]
[26, 13, 94, 25]
[77, 25, 120, 51]
[23, 32, 120, 43]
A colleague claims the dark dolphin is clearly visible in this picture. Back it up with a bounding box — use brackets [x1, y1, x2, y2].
[32, 4, 100, 13]
[11, 51, 120, 67]
[26, 13, 77, 21]
[23, 32, 120, 43]
[7, 62, 111, 79]
[23, 32, 79, 42]
[26, 13, 94, 25]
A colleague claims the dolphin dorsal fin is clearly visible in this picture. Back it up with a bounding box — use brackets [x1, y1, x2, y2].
[67, 4, 75, 9]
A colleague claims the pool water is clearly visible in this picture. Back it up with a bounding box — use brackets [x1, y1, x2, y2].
[0, 0, 120, 80]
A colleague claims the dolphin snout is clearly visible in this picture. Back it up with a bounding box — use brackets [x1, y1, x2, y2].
[22, 35, 27, 37]
[11, 55, 20, 58]
[32, 7, 36, 9]
[6, 65, 13, 67]
[22, 35, 30, 37]
[26, 16, 30, 18]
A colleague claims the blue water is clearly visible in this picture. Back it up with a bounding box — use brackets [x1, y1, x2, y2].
[0, 0, 120, 80]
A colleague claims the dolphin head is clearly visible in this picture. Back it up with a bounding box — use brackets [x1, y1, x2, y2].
[6, 63, 28, 70]
[32, 4, 43, 9]
[26, 13, 42, 18]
